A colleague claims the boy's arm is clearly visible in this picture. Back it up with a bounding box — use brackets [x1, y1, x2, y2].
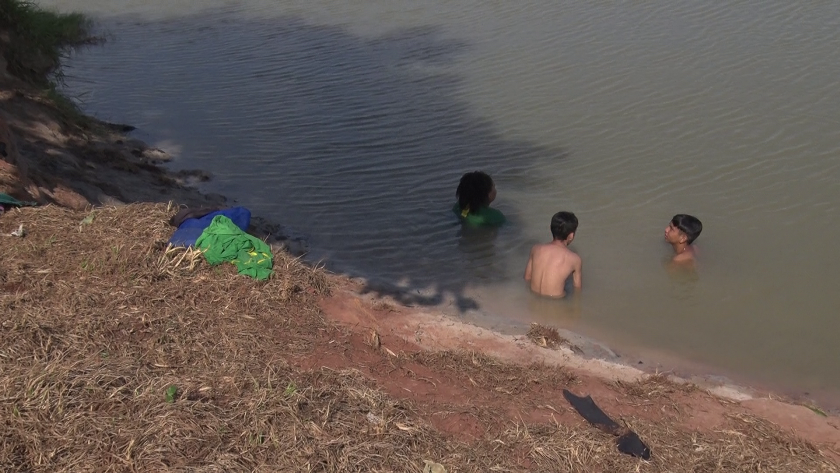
[524, 249, 533, 281]
[572, 257, 582, 290]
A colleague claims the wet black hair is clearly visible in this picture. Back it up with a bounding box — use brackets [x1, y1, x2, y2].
[550, 211, 578, 240]
[671, 214, 702, 244]
[456, 171, 494, 215]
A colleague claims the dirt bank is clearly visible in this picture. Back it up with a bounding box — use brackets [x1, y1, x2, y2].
[0, 72, 221, 208]
[0, 69, 306, 253]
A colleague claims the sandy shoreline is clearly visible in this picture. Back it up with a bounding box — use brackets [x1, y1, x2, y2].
[352, 269, 840, 415]
[316, 277, 840, 456]
[3, 65, 840, 467]
[350, 271, 840, 415]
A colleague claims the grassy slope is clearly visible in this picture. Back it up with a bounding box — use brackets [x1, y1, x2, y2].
[0, 0, 93, 84]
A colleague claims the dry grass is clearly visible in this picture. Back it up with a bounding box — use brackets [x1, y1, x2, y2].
[410, 350, 578, 396]
[0, 203, 837, 472]
[527, 322, 582, 354]
[527, 323, 565, 349]
[612, 373, 700, 400]
[506, 413, 836, 472]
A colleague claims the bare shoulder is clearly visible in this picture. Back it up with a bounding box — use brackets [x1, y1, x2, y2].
[680, 245, 698, 260]
[560, 245, 580, 259]
[532, 242, 550, 254]
[672, 251, 695, 263]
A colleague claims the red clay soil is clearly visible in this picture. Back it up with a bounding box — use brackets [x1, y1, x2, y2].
[317, 281, 840, 461]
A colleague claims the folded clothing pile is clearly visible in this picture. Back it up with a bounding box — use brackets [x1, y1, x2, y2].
[168, 206, 273, 280]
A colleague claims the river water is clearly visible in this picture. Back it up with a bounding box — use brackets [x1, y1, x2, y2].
[38, 1, 840, 403]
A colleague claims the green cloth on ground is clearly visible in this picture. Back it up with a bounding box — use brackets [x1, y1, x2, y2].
[452, 202, 506, 227]
[195, 215, 273, 280]
[0, 193, 37, 207]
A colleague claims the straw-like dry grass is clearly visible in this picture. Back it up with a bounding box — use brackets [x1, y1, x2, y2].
[527, 323, 566, 349]
[526, 322, 582, 354]
[1, 203, 837, 472]
[409, 350, 577, 396]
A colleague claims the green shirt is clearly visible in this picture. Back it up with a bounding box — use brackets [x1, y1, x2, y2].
[195, 215, 274, 280]
[452, 203, 506, 227]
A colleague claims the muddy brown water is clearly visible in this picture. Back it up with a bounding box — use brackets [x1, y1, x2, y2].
[41, 1, 840, 405]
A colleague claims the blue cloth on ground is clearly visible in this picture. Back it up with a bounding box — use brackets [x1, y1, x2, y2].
[168, 206, 251, 247]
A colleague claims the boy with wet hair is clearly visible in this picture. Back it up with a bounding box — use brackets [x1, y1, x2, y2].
[453, 171, 505, 226]
[524, 211, 582, 298]
[664, 214, 702, 263]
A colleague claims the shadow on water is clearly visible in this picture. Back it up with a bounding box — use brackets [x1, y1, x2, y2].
[64, 10, 568, 312]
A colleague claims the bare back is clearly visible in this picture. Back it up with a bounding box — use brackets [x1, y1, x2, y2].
[524, 241, 582, 298]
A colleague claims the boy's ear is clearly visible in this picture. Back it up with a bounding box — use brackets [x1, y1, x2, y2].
[566, 232, 575, 243]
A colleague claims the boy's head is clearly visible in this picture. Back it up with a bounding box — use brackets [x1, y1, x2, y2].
[666, 214, 702, 245]
[456, 171, 495, 213]
[550, 211, 578, 242]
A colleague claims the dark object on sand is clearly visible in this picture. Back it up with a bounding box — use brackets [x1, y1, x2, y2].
[562, 389, 651, 460]
[169, 206, 223, 228]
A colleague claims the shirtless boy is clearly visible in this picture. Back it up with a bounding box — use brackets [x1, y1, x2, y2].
[524, 211, 582, 298]
[664, 214, 702, 263]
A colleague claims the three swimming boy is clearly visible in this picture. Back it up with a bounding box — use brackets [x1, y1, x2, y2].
[455, 171, 703, 298]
